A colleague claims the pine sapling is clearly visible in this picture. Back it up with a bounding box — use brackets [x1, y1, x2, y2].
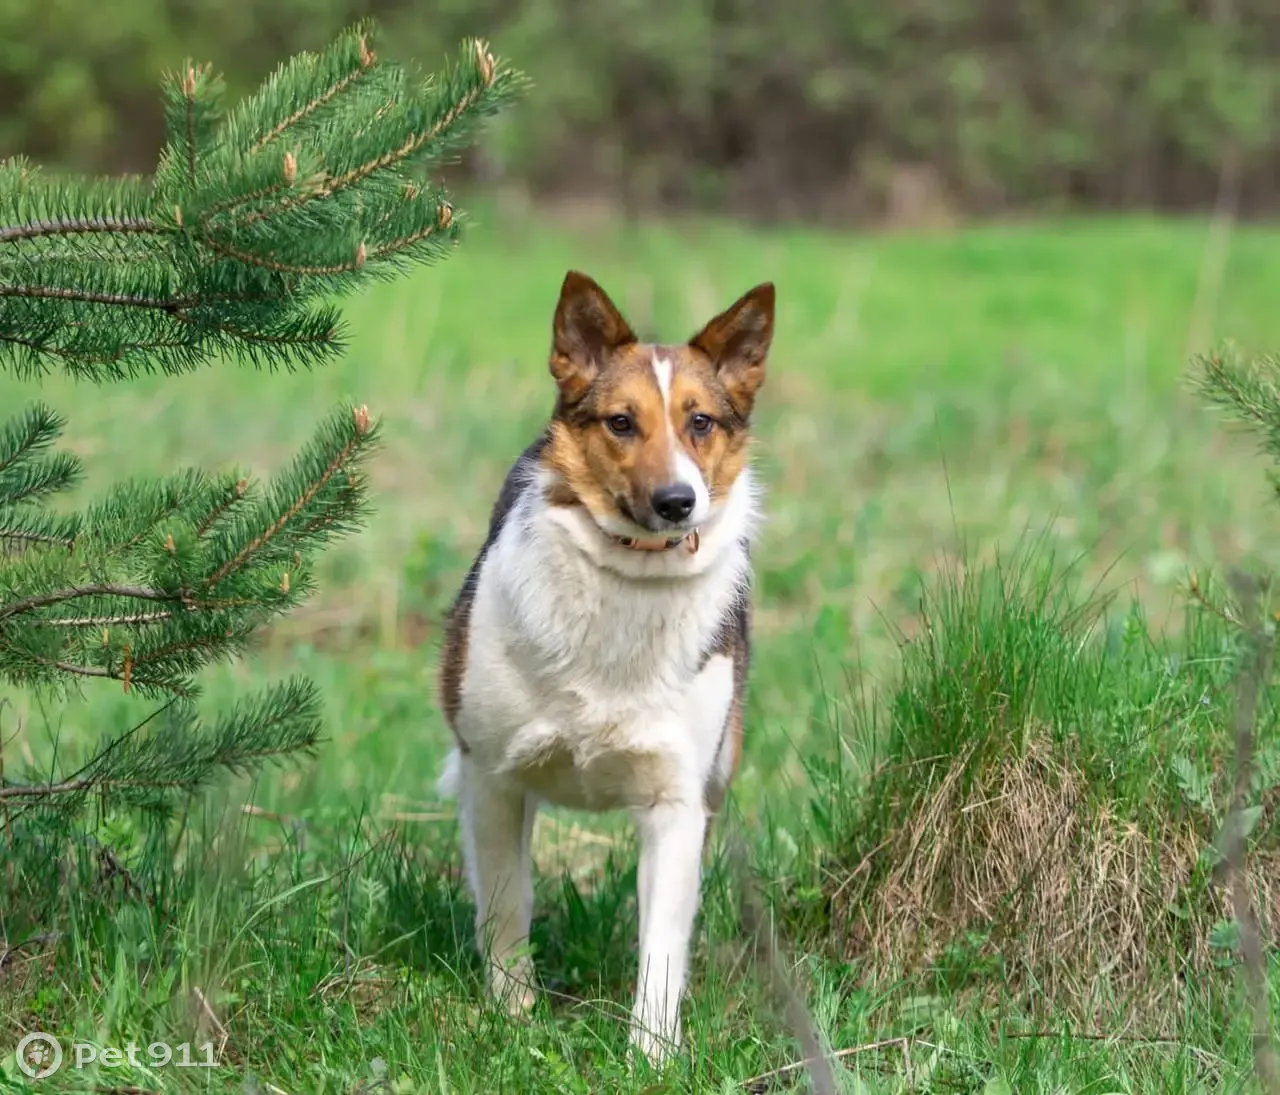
[0, 24, 523, 837]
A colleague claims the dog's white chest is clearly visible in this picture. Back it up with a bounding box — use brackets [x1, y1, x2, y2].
[491, 649, 736, 810]
[458, 511, 745, 812]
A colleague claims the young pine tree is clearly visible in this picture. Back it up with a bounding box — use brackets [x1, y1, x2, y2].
[1195, 345, 1280, 1091]
[0, 25, 523, 830]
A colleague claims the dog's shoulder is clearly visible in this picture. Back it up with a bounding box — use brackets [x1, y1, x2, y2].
[459, 432, 548, 590]
[438, 433, 548, 727]
[485, 433, 550, 540]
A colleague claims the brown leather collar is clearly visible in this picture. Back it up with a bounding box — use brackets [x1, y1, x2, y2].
[610, 528, 700, 554]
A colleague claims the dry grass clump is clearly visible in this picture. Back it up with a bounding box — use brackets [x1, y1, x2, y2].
[799, 543, 1279, 1018]
[832, 738, 1277, 1013]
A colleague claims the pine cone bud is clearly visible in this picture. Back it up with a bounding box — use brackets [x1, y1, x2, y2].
[474, 40, 496, 86]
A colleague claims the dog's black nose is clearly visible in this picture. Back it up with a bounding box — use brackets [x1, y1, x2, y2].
[651, 483, 696, 523]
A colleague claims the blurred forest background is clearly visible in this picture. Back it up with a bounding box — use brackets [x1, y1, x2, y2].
[4, 0, 1277, 223]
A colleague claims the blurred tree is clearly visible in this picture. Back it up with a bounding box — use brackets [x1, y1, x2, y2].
[2, 0, 1277, 221]
[0, 23, 523, 830]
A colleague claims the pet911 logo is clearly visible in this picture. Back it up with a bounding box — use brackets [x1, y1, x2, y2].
[15, 1032, 216, 1079]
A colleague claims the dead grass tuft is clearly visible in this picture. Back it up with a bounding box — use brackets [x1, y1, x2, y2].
[833, 739, 1278, 1015]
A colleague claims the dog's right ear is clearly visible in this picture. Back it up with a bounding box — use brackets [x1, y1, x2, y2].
[550, 271, 636, 402]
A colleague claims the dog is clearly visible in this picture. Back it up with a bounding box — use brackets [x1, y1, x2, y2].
[435, 269, 774, 1064]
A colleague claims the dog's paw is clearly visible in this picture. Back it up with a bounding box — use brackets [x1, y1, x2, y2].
[628, 1008, 682, 1067]
[490, 958, 536, 1018]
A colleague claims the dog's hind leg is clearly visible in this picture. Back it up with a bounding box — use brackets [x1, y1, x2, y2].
[456, 761, 538, 1016]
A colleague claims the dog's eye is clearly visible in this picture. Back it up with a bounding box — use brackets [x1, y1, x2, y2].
[689, 413, 714, 437]
[606, 414, 635, 437]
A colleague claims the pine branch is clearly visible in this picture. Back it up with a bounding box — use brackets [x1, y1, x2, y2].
[21, 656, 171, 692]
[1195, 346, 1280, 458]
[0, 26, 526, 381]
[36, 610, 173, 628]
[0, 403, 68, 473]
[0, 584, 177, 622]
[0, 679, 322, 814]
[0, 25, 517, 860]
[0, 403, 377, 701]
[0, 214, 160, 244]
[0, 523, 78, 551]
[0, 451, 80, 506]
[203, 404, 377, 589]
[0, 405, 82, 520]
[0, 404, 83, 565]
[0, 283, 195, 310]
[229, 23, 382, 156]
[193, 474, 249, 537]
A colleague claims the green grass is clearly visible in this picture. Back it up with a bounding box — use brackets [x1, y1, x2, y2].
[3, 204, 1280, 1092]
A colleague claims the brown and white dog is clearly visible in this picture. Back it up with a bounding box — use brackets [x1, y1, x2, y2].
[435, 270, 774, 1063]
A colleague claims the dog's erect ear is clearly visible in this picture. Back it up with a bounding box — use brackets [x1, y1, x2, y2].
[689, 282, 775, 419]
[550, 270, 636, 402]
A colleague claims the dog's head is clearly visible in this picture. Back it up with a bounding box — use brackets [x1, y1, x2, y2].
[542, 270, 774, 539]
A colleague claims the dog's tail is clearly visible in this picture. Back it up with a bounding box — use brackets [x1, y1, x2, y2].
[436, 746, 464, 800]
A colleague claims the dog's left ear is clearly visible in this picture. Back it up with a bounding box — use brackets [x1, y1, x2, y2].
[689, 283, 775, 420]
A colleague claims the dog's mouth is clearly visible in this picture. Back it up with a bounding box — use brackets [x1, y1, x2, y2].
[602, 497, 699, 554]
[614, 496, 691, 535]
[615, 497, 646, 529]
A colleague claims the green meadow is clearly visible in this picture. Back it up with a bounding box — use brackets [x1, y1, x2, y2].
[3, 204, 1279, 1092]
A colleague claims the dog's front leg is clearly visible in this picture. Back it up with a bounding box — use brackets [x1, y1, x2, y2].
[629, 798, 707, 1064]
[459, 767, 537, 1016]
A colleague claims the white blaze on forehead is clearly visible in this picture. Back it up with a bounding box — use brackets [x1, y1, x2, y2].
[651, 352, 673, 409]
[652, 351, 711, 524]
[651, 352, 676, 460]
